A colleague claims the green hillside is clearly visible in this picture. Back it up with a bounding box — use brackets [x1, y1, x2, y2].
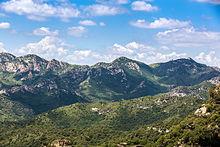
[0, 53, 219, 147]
[156, 85, 220, 146]
[0, 84, 209, 146]
[0, 94, 33, 122]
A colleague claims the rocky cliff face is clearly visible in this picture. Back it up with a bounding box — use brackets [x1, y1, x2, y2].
[0, 53, 70, 74]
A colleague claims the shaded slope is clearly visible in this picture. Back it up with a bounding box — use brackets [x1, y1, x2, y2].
[152, 58, 220, 86]
[0, 94, 33, 122]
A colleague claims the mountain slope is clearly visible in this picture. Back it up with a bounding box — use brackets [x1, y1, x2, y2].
[78, 57, 166, 101]
[156, 85, 220, 146]
[0, 81, 212, 146]
[0, 94, 33, 122]
[0, 53, 219, 115]
[151, 58, 220, 86]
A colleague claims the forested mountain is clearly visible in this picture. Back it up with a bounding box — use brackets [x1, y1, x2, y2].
[0, 80, 219, 146]
[0, 53, 220, 146]
[0, 53, 219, 115]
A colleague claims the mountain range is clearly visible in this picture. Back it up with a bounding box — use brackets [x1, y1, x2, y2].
[0, 53, 219, 115]
[0, 52, 220, 146]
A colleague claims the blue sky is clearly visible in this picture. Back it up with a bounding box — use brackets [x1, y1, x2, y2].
[0, 0, 220, 67]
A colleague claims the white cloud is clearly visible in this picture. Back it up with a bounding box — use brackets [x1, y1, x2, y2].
[0, 22, 10, 29]
[156, 27, 220, 49]
[17, 36, 68, 60]
[68, 26, 87, 37]
[195, 51, 220, 67]
[72, 50, 92, 59]
[0, 42, 7, 52]
[130, 18, 191, 29]
[148, 52, 187, 62]
[99, 22, 106, 26]
[14, 39, 220, 67]
[1, 0, 80, 21]
[194, 0, 220, 4]
[112, 42, 153, 55]
[65, 50, 102, 65]
[109, 42, 187, 64]
[14, 36, 98, 64]
[79, 20, 97, 26]
[125, 41, 147, 50]
[112, 43, 134, 54]
[32, 27, 59, 36]
[131, 1, 158, 12]
[53, 41, 187, 65]
[84, 4, 124, 16]
[116, 0, 129, 4]
[67, 50, 92, 61]
[96, 0, 129, 4]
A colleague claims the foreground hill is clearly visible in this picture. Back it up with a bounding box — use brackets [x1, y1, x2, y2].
[0, 81, 214, 146]
[0, 53, 219, 115]
[157, 85, 220, 146]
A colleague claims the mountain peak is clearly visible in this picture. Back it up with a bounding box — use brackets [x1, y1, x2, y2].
[112, 56, 135, 64]
[169, 57, 196, 63]
[18, 54, 48, 63]
[20, 54, 45, 59]
[163, 57, 201, 67]
[46, 59, 70, 70]
[0, 52, 16, 62]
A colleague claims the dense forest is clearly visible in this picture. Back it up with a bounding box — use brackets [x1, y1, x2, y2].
[0, 85, 219, 146]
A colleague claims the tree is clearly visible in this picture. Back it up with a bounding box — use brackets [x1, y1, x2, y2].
[209, 85, 220, 104]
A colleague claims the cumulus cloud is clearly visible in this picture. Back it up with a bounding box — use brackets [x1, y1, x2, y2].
[71, 50, 92, 59]
[64, 42, 188, 65]
[194, 0, 220, 4]
[38, 41, 187, 65]
[32, 27, 59, 36]
[84, 4, 124, 16]
[131, 18, 191, 29]
[14, 36, 97, 64]
[0, 0, 80, 21]
[195, 51, 220, 67]
[17, 36, 68, 60]
[112, 43, 135, 54]
[65, 50, 98, 64]
[79, 20, 97, 26]
[109, 42, 187, 64]
[14, 38, 220, 67]
[0, 22, 10, 29]
[112, 42, 152, 54]
[68, 26, 87, 37]
[156, 27, 220, 49]
[131, 1, 158, 12]
[0, 42, 7, 52]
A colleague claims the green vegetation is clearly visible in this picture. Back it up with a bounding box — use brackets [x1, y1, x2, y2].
[209, 85, 220, 103]
[0, 54, 219, 115]
[0, 72, 22, 88]
[0, 91, 205, 146]
[0, 53, 220, 146]
[0, 94, 33, 122]
[156, 85, 220, 146]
